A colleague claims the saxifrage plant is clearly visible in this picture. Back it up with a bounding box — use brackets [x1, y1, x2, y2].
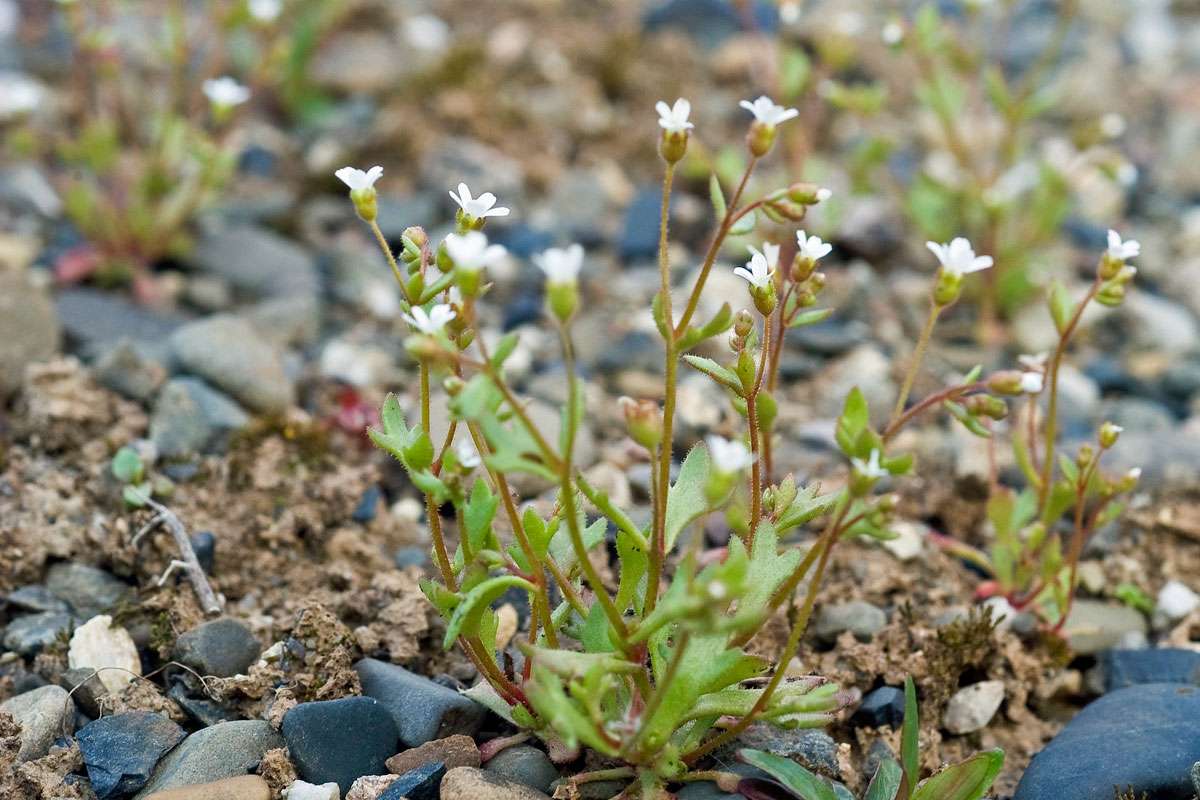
[337, 88, 1140, 798]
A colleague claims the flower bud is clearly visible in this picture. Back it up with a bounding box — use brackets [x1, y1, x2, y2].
[1095, 283, 1125, 307]
[619, 397, 663, 451]
[1118, 467, 1141, 492]
[933, 269, 962, 306]
[747, 121, 777, 157]
[808, 272, 827, 293]
[443, 376, 465, 396]
[659, 129, 689, 164]
[546, 280, 578, 323]
[1098, 421, 1122, 449]
[733, 308, 755, 338]
[1076, 444, 1094, 470]
[987, 370, 1025, 396]
[403, 226, 428, 250]
[787, 183, 832, 205]
[764, 198, 808, 223]
[729, 332, 746, 352]
[964, 394, 1008, 420]
[350, 186, 377, 222]
[736, 349, 757, 393]
[791, 253, 816, 282]
[751, 282, 777, 317]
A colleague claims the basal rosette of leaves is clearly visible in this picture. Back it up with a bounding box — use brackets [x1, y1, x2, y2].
[342, 92, 1142, 796]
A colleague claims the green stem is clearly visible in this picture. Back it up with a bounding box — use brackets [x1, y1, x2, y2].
[746, 313, 772, 544]
[890, 302, 942, 427]
[685, 494, 852, 764]
[1037, 279, 1100, 519]
[369, 219, 411, 303]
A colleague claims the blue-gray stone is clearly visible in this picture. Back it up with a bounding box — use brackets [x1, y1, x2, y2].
[173, 618, 261, 678]
[3, 612, 73, 656]
[484, 745, 558, 794]
[282, 697, 399, 794]
[56, 288, 182, 359]
[77, 711, 185, 799]
[191, 531, 216, 574]
[168, 315, 295, 414]
[352, 485, 382, 523]
[1014, 683, 1200, 800]
[6, 585, 69, 614]
[1096, 649, 1200, 692]
[618, 188, 666, 262]
[190, 225, 319, 299]
[354, 658, 485, 747]
[380, 760, 445, 800]
[643, 0, 777, 49]
[853, 686, 906, 728]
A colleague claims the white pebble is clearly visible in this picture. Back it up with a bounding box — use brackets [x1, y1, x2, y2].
[286, 780, 340, 800]
[68, 615, 141, 694]
[943, 680, 1005, 734]
[1157, 580, 1200, 620]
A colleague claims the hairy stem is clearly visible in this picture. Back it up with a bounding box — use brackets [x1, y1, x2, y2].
[890, 302, 942, 426]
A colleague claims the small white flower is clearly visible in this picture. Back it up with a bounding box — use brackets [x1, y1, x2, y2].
[334, 165, 383, 193]
[851, 449, 888, 480]
[402, 303, 456, 335]
[656, 98, 694, 134]
[734, 245, 776, 289]
[1106, 229, 1140, 263]
[815, 187, 832, 202]
[926, 237, 993, 277]
[1020, 372, 1044, 394]
[248, 0, 282, 22]
[707, 435, 755, 473]
[202, 76, 251, 107]
[449, 183, 510, 219]
[1018, 352, 1048, 372]
[796, 231, 833, 262]
[739, 95, 799, 127]
[1127, 467, 1142, 481]
[456, 440, 482, 469]
[444, 231, 507, 273]
[534, 244, 585, 284]
[881, 21, 904, 45]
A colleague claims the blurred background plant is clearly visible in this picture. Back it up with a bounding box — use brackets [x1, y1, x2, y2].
[1, 0, 349, 300]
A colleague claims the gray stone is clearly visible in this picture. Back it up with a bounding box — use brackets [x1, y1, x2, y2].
[190, 225, 318, 300]
[78, 711, 186, 799]
[3, 611, 73, 656]
[169, 315, 294, 413]
[1094, 649, 1200, 693]
[135, 720, 284, 798]
[56, 288, 182, 359]
[814, 600, 887, 643]
[483, 746, 558, 795]
[0, 271, 59, 395]
[439, 767, 551, 800]
[0, 685, 75, 761]
[1062, 600, 1149, 655]
[354, 658, 485, 748]
[714, 725, 839, 778]
[45, 562, 131, 619]
[94, 339, 167, 401]
[151, 378, 250, 458]
[943, 680, 1005, 734]
[173, 618, 261, 678]
[55, 668, 109, 718]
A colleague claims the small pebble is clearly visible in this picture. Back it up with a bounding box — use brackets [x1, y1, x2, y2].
[68, 614, 141, 694]
[174, 618, 261, 678]
[483, 745, 558, 794]
[378, 760, 444, 800]
[282, 697, 399, 794]
[943, 681, 1005, 734]
[386, 734, 480, 774]
[814, 600, 887, 643]
[439, 767, 551, 800]
[354, 658, 485, 748]
[1157, 580, 1200, 620]
[142, 775, 271, 800]
[852, 686, 905, 729]
[345, 775, 396, 800]
[77, 711, 186, 800]
[285, 781, 340, 800]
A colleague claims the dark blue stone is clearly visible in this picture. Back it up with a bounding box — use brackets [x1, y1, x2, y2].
[238, 145, 278, 177]
[380, 761, 446, 800]
[1097, 649, 1200, 693]
[503, 293, 543, 331]
[282, 697, 399, 794]
[1014, 683, 1200, 800]
[491, 224, 555, 259]
[354, 658, 485, 748]
[852, 686, 906, 728]
[618, 188, 668, 263]
[353, 485, 382, 523]
[191, 531, 216, 574]
[1062, 216, 1110, 251]
[76, 711, 185, 799]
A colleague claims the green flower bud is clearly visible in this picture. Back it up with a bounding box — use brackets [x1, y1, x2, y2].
[1098, 421, 1123, 449]
[933, 268, 963, 306]
[619, 397, 663, 451]
[546, 280, 578, 323]
[733, 309, 755, 338]
[659, 129, 689, 164]
[747, 121, 776, 157]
